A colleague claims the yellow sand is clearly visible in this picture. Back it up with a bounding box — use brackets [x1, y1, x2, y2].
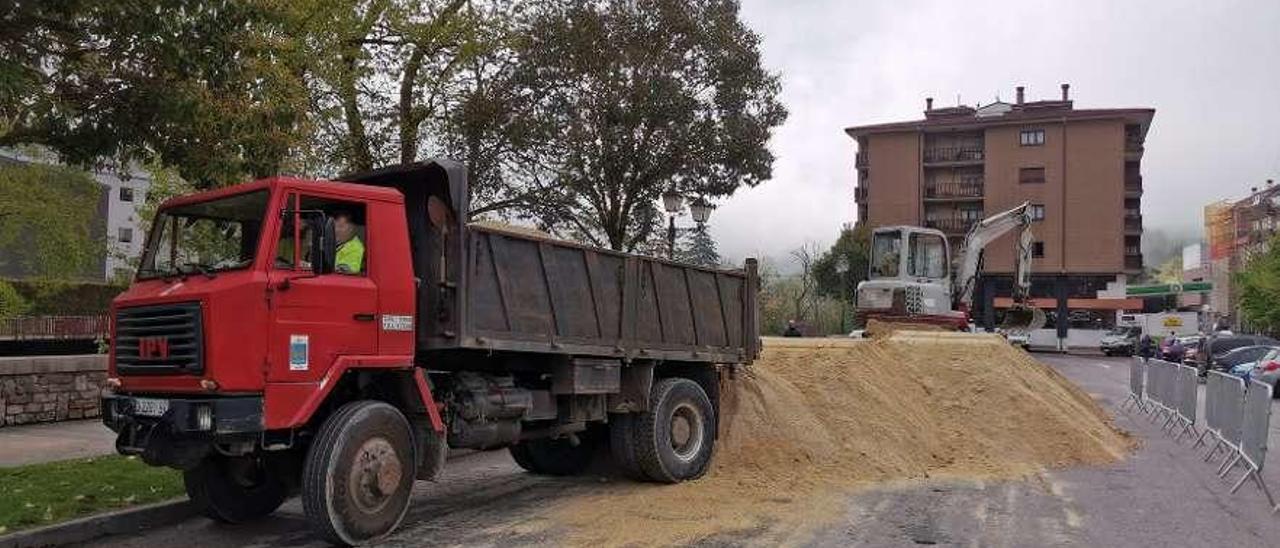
[552, 331, 1132, 546]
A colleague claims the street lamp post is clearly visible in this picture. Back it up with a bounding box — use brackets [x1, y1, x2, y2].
[661, 190, 713, 260]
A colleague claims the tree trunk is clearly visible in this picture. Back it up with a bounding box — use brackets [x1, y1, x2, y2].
[398, 45, 427, 165]
[339, 52, 373, 172]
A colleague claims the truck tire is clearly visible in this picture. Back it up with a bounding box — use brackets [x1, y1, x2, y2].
[634, 377, 716, 483]
[508, 432, 596, 476]
[608, 414, 644, 479]
[184, 455, 288, 524]
[302, 401, 417, 546]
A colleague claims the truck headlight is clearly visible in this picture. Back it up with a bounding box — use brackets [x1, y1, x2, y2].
[858, 288, 893, 309]
[194, 404, 213, 432]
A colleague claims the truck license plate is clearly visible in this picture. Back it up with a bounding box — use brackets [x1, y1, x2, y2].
[132, 398, 170, 417]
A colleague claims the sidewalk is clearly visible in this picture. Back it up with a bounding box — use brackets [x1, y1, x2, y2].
[0, 419, 116, 467]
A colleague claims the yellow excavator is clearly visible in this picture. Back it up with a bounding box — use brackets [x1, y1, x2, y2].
[854, 202, 1047, 334]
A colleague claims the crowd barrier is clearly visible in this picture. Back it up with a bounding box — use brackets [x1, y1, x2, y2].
[1123, 358, 1277, 513]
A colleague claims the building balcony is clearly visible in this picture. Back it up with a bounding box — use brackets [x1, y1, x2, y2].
[1125, 254, 1143, 271]
[1125, 139, 1144, 160]
[855, 185, 868, 203]
[925, 217, 979, 234]
[856, 151, 869, 168]
[1124, 213, 1142, 233]
[924, 178, 984, 201]
[923, 146, 984, 165]
[1125, 175, 1143, 197]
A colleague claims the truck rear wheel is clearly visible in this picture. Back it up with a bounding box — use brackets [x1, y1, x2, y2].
[184, 454, 288, 524]
[633, 377, 716, 483]
[302, 401, 417, 546]
[509, 432, 596, 476]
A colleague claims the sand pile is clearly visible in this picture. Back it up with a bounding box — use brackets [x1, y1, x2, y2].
[862, 317, 948, 337]
[552, 331, 1132, 546]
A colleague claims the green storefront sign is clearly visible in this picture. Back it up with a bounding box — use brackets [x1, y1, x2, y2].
[1126, 281, 1213, 297]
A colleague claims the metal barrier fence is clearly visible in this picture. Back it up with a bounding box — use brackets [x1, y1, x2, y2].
[1121, 357, 1146, 412]
[1220, 381, 1276, 507]
[0, 314, 110, 341]
[1174, 364, 1199, 440]
[1125, 362, 1278, 514]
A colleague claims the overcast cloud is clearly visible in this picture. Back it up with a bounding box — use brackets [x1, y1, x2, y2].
[709, 0, 1280, 268]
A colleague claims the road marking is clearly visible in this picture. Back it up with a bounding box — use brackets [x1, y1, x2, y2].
[1091, 362, 1111, 369]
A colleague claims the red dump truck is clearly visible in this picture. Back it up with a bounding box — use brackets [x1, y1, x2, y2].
[101, 160, 760, 544]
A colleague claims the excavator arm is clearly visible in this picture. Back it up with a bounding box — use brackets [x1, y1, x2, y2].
[953, 202, 1045, 333]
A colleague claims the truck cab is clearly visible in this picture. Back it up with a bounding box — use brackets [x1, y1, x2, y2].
[854, 226, 967, 329]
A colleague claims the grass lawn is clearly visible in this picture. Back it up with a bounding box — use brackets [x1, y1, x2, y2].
[0, 455, 184, 534]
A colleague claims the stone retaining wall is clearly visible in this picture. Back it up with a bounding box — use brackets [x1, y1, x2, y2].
[0, 355, 106, 427]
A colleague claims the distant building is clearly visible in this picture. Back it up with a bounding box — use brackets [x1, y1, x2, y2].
[1204, 180, 1280, 330]
[0, 148, 151, 281]
[846, 84, 1154, 329]
[1179, 242, 1208, 309]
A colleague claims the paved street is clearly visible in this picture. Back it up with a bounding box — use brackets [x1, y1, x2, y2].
[80, 353, 1280, 547]
[0, 419, 115, 467]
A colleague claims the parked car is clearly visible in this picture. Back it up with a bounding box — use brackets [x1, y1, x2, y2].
[1182, 337, 1203, 364]
[1196, 335, 1280, 374]
[1005, 331, 1031, 350]
[1211, 345, 1280, 374]
[1100, 326, 1142, 356]
[1250, 360, 1280, 397]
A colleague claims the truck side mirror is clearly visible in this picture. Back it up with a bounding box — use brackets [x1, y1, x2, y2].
[308, 215, 337, 275]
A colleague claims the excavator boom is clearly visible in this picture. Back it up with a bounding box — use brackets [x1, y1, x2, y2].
[954, 202, 1045, 334]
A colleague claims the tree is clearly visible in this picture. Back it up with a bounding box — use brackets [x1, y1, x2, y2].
[812, 224, 871, 300]
[677, 224, 721, 267]
[0, 161, 105, 280]
[1235, 237, 1280, 335]
[1, 0, 312, 188]
[497, 0, 786, 250]
[788, 243, 821, 322]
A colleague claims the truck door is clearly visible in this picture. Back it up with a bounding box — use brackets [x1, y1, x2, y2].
[267, 193, 379, 382]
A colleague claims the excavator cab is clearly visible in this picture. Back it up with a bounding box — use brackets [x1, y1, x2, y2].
[855, 226, 969, 329]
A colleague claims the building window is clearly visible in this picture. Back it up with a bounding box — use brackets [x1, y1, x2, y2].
[1030, 204, 1046, 221]
[1020, 129, 1045, 146]
[1019, 167, 1046, 184]
[118, 227, 133, 243]
[119, 187, 134, 202]
[1031, 241, 1045, 258]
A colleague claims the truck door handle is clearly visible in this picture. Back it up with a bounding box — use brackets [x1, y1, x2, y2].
[353, 313, 376, 322]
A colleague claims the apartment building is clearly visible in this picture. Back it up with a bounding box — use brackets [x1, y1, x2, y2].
[847, 84, 1154, 329]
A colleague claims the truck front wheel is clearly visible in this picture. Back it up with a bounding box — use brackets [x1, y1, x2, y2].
[302, 401, 417, 546]
[633, 377, 716, 483]
[184, 454, 288, 523]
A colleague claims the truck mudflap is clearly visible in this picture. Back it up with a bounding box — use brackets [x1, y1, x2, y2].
[101, 394, 264, 469]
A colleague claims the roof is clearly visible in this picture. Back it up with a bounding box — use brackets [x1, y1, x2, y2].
[845, 105, 1155, 139]
[158, 176, 405, 210]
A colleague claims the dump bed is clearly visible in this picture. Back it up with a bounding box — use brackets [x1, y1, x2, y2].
[341, 159, 760, 365]
[461, 224, 759, 363]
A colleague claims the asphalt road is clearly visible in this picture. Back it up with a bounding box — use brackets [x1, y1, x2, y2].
[81, 354, 1280, 547]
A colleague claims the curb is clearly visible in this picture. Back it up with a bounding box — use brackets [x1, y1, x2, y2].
[0, 499, 197, 548]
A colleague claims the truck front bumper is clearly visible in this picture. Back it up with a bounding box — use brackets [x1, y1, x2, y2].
[101, 394, 264, 469]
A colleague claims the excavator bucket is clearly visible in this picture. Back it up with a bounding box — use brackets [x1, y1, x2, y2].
[1001, 304, 1046, 334]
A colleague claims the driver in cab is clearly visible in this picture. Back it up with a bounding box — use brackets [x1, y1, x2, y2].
[333, 211, 364, 275]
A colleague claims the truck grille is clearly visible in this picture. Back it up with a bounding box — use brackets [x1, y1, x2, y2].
[114, 302, 203, 375]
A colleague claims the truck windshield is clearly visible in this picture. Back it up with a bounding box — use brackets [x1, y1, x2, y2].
[870, 231, 902, 278]
[137, 190, 269, 279]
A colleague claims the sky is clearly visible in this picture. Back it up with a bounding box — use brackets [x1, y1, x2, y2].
[708, 0, 1280, 269]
